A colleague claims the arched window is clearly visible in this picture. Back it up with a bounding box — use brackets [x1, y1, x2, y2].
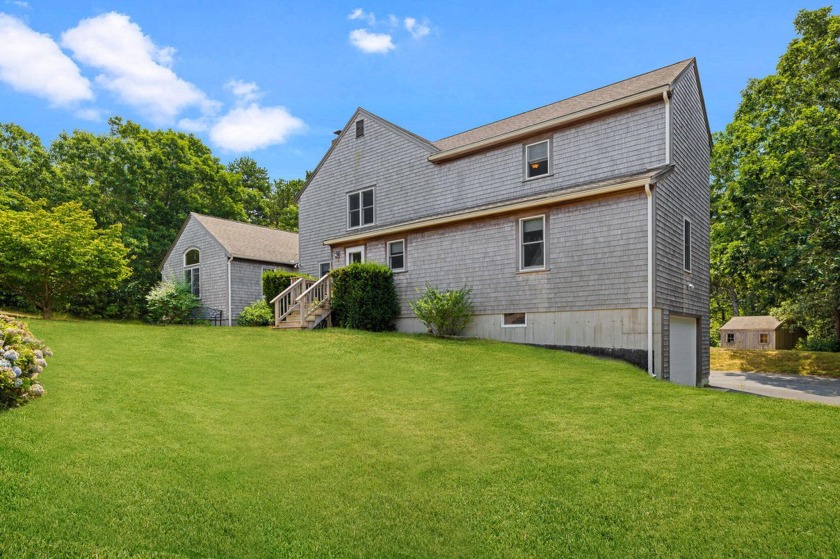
[184, 249, 200, 297]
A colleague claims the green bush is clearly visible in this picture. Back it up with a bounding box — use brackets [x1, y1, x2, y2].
[331, 263, 399, 332]
[798, 337, 840, 352]
[410, 285, 474, 336]
[262, 270, 314, 304]
[238, 299, 274, 326]
[145, 278, 200, 324]
[1, 313, 51, 409]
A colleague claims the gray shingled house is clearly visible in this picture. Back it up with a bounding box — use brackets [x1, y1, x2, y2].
[295, 59, 710, 386]
[160, 213, 298, 325]
[719, 316, 804, 350]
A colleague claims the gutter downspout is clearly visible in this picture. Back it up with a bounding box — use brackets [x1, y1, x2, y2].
[645, 182, 654, 377]
[227, 255, 233, 326]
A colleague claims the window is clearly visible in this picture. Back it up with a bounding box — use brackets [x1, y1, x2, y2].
[346, 246, 365, 265]
[348, 188, 374, 228]
[184, 249, 200, 297]
[520, 216, 545, 271]
[726, 333, 735, 343]
[387, 240, 405, 272]
[759, 333, 769, 344]
[356, 119, 365, 138]
[525, 140, 550, 179]
[262, 266, 276, 275]
[319, 262, 331, 277]
[684, 218, 692, 272]
[502, 313, 527, 327]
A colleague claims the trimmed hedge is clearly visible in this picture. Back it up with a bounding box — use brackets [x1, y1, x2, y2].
[331, 263, 399, 332]
[262, 270, 314, 305]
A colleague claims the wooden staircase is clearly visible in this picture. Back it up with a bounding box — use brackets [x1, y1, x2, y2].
[270, 275, 332, 330]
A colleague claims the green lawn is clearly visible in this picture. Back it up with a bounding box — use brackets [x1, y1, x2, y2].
[711, 347, 840, 377]
[1, 321, 839, 558]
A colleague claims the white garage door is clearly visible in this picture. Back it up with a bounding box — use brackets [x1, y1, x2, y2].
[669, 316, 697, 386]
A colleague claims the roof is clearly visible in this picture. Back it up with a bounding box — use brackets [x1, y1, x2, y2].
[432, 59, 695, 152]
[191, 213, 298, 264]
[720, 316, 783, 331]
[324, 165, 672, 246]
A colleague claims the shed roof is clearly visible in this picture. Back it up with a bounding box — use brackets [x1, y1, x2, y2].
[191, 213, 298, 264]
[432, 58, 695, 152]
[720, 316, 783, 331]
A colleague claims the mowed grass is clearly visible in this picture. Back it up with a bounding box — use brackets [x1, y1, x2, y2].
[711, 347, 840, 377]
[1, 321, 839, 558]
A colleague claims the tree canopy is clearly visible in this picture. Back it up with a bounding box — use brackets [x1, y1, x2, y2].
[0, 202, 131, 318]
[711, 7, 840, 345]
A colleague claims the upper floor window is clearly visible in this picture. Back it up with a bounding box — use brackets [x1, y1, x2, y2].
[387, 240, 405, 272]
[684, 218, 692, 272]
[525, 140, 550, 179]
[520, 216, 545, 271]
[348, 188, 374, 228]
[356, 119, 365, 138]
[183, 249, 200, 297]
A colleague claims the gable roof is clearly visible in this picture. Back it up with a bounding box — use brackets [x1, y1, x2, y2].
[430, 59, 696, 158]
[720, 316, 783, 331]
[189, 213, 298, 265]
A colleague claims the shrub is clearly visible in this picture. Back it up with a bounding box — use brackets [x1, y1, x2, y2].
[410, 285, 474, 336]
[262, 270, 314, 304]
[798, 337, 840, 352]
[331, 263, 399, 332]
[238, 299, 274, 326]
[145, 278, 200, 324]
[0, 314, 51, 409]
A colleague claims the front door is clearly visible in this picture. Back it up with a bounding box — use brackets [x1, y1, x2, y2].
[346, 245, 365, 265]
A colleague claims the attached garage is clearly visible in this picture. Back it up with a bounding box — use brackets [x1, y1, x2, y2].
[669, 316, 697, 386]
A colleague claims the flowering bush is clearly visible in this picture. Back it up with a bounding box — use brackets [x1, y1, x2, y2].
[0, 313, 51, 409]
[238, 299, 274, 326]
[145, 278, 200, 324]
[410, 285, 474, 336]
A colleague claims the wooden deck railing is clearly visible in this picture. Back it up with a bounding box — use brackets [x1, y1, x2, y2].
[296, 274, 332, 327]
[271, 277, 313, 326]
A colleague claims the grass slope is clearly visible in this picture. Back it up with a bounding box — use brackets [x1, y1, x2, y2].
[711, 347, 840, 377]
[1, 321, 839, 558]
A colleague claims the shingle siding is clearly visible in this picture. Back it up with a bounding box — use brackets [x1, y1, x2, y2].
[654, 66, 711, 384]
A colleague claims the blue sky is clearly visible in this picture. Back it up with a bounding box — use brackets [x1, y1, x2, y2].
[0, 1, 828, 181]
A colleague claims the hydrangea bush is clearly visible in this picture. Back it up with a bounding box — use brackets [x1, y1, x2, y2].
[238, 299, 274, 326]
[0, 313, 51, 409]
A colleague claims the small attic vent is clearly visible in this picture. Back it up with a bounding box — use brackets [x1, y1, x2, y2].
[355, 119, 365, 138]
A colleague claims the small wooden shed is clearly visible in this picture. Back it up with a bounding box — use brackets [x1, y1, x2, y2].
[719, 316, 803, 350]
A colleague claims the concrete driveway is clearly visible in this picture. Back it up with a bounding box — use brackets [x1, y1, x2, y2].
[709, 371, 840, 406]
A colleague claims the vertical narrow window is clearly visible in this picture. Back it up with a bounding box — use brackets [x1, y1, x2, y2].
[520, 216, 545, 271]
[319, 262, 331, 277]
[348, 188, 374, 228]
[525, 140, 550, 179]
[356, 119, 365, 138]
[387, 240, 405, 272]
[684, 218, 692, 272]
[184, 249, 200, 298]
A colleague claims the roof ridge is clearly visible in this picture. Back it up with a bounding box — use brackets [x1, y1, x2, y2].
[192, 212, 298, 236]
[433, 58, 694, 145]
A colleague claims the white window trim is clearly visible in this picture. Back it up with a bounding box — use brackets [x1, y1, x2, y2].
[183, 247, 200, 267]
[346, 245, 365, 265]
[347, 187, 375, 230]
[519, 215, 547, 272]
[683, 216, 692, 273]
[524, 139, 551, 181]
[387, 239, 406, 273]
[319, 262, 331, 277]
[501, 313, 527, 328]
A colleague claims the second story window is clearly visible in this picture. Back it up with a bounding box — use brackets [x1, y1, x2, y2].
[348, 188, 374, 228]
[684, 218, 692, 272]
[525, 140, 550, 179]
[520, 216, 545, 271]
[356, 119, 365, 138]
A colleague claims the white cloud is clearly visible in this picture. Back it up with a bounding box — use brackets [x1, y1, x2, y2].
[404, 17, 430, 39]
[0, 14, 93, 106]
[388, 14, 399, 27]
[226, 79, 261, 104]
[74, 107, 103, 121]
[60, 12, 217, 122]
[209, 103, 305, 152]
[348, 28, 394, 54]
[10, 1, 30, 9]
[348, 8, 375, 26]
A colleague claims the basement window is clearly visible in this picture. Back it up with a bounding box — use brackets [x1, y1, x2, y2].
[502, 313, 527, 327]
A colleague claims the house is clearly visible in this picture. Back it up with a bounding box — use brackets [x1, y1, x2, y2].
[160, 213, 298, 325]
[295, 59, 711, 386]
[719, 316, 804, 350]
